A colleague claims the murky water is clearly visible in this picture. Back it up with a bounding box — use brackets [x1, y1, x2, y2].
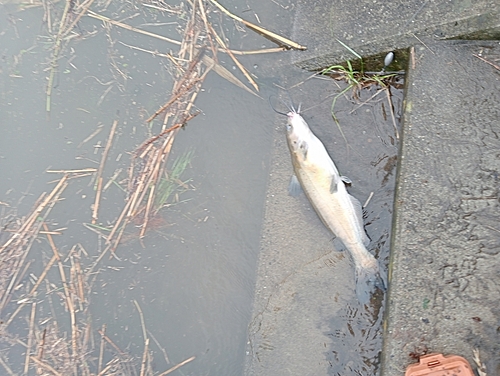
[0, 1, 403, 375]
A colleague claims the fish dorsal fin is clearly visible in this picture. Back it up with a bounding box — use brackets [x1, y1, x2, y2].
[340, 175, 352, 185]
[288, 174, 302, 197]
[349, 194, 370, 246]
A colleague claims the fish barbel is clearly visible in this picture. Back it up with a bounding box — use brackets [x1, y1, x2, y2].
[285, 108, 383, 303]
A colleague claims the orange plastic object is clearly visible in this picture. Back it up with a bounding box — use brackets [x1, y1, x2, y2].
[405, 353, 474, 376]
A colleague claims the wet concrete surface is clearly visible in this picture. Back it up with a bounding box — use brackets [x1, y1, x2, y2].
[381, 40, 500, 375]
[244, 72, 403, 375]
[290, 0, 500, 70]
[246, 4, 500, 374]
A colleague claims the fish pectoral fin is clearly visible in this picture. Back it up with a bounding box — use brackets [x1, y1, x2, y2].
[288, 174, 303, 197]
[329, 175, 339, 193]
[341, 175, 352, 185]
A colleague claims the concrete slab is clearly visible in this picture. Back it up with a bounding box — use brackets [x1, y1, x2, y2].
[381, 40, 500, 375]
[290, 0, 500, 70]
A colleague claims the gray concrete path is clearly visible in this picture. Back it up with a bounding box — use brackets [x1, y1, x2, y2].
[381, 40, 500, 375]
[290, 0, 500, 70]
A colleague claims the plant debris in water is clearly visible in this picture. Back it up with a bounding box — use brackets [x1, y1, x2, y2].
[0, 0, 303, 374]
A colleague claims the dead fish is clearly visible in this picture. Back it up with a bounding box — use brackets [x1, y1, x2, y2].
[282, 104, 384, 303]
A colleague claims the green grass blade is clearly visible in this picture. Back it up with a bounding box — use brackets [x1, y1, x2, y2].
[335, 39, 362, 60]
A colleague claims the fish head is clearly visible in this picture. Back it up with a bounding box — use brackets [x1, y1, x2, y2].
[286, 111, 311, 155]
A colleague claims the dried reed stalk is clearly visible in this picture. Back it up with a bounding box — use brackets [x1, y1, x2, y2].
[24, 302, 37, 374]
[0, 175, 68, 254]
[97, 324, 106, 375]
[158, 356, 196, 376]
[30, 356, 63, 376]
[44, 223, 78, 360]
[208, 0, 306, 50]
[385, 88, 399, 140]
[101, 0, 215, 252]
[92, 119, 119, 224]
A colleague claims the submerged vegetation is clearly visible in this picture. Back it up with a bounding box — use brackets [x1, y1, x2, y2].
[0, 0, 303, 374]
[154, 151, 194, 214]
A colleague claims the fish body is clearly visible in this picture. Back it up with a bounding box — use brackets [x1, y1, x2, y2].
[285, 110, 383, 303]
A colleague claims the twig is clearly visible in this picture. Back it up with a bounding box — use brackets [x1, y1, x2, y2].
[30, 356, 63, 376]
[473, 348, 487, 376]
[107, 198, 133, 244]
[201, 54, 259, 97]
[128, 150, 158, 219]
[0, 175, 68, 253]
[197, 0, 217, 59]
[208, 0, 306, 50]
[140, 184, 155, 239]
[140, 338, 149, 376]
[92, 119, 119, 224]
[139, 137, 173, 237]
[68, 254, 84, 310]
[97, 329, 127, 357]
[24, 302, 37, 374]
[97, 358, 120, 376]
[410, 46, 416, 70]
[207, 23, 259, 92]
[146, 47, 205, 123]
[410, 32, 435, 54]
[133, 300, 148, 343]
[78, 124, 104, 148]
[60, 0, 96, 40]
[4, 254, 58, 328]
[0, 353, 16, 376]
[227, 46, 285, 55]
[120, 39, 284, 56]
[37, 328, 47, 365]
[39, 230, 63, 235]
[46, 168, 97, 174]
[473, 53, 500, 71]
[147, 330, 170, 364]
[349, 88, 385, 114]
[98, 324, 106, 375]
[87, 10, 182, 46]
[83, 223, 110, 240]
[385, 87, 399, 140]
[46, 0, 73, 117]
[44, 223, 78, 360]
[136, 113, 199, 156]
[363, 192, 374, 208]
[103, 168, 123, 192]
[146, 79, 199, 123]
[0, 257, 31, 312]
[158, 356, 196, 376]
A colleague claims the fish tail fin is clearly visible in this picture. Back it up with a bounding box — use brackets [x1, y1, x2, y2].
[354, 263, 385, 304]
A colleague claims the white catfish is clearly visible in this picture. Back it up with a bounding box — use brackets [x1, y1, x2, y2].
[284, 107, 384, 303]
